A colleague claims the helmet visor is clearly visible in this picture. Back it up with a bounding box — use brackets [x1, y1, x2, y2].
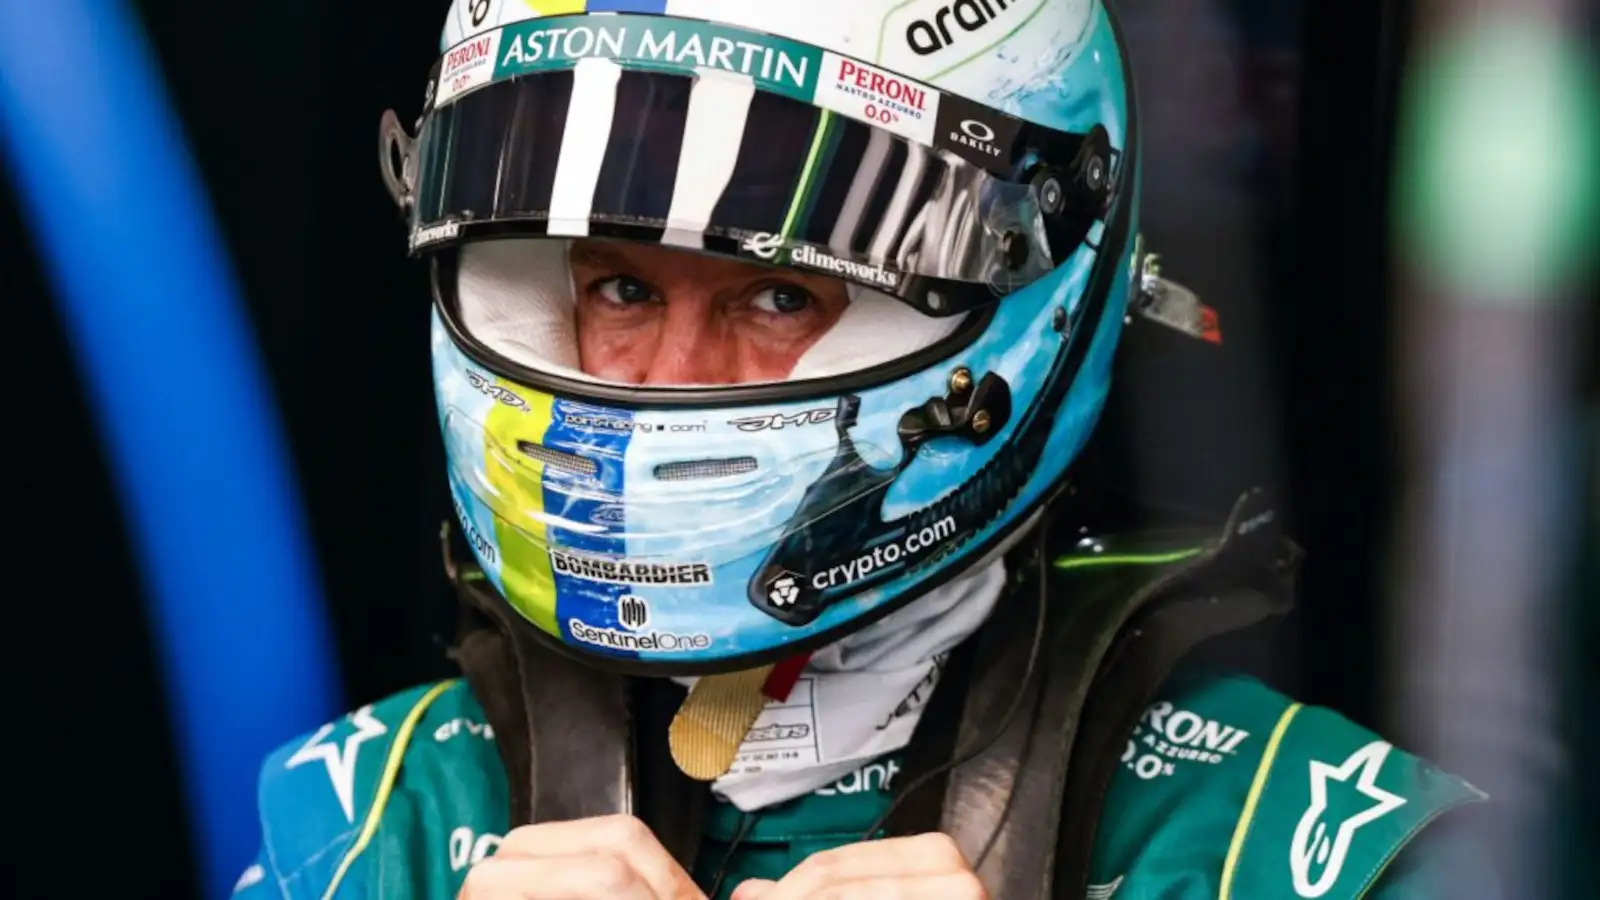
[407, 18, 1070, 315]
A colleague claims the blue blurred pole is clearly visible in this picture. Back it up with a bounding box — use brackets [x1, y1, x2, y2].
[0, 2, 344, 897]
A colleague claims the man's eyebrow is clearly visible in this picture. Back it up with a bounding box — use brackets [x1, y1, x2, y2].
[569, 243, 640, 270]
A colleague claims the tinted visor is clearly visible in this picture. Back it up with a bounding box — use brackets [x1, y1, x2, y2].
[410, 64, 1057, 314]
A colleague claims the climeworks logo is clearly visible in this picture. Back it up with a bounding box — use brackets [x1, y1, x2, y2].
[410, 221, 461, 250]
[740, 233, 903, 290]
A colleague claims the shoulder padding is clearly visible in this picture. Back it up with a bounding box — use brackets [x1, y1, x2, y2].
[253, 680, 476, 899]
[1090, 671, 1487, 900]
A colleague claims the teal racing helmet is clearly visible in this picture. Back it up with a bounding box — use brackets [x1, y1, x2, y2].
[379, 0, 1142, 674]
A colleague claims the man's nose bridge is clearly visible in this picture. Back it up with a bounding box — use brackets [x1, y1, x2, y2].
[644, 293, 725, 384]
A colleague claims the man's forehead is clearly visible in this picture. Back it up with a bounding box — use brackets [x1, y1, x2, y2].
[569, 239, 793, 285]
[570, 239, 699, 269]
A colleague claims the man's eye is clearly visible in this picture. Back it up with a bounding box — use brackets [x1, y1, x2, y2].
[595, 276, 656, 306]
[751, 285, 812, 315]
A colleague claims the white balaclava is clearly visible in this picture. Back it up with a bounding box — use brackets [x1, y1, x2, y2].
[456, 238, 967, 380]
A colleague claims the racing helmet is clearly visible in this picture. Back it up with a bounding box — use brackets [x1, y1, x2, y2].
[380, 0, 1142, 675]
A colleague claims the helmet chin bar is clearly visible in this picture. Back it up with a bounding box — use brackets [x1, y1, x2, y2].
[749, 370, 1018, 627]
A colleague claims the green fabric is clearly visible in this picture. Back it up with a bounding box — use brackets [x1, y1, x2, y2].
[1085, 671, 1489, 899]
[364, 685, 511, 899]
[239, 680, 512, 900]
[246, 673, 1490, 899]
[694, 758, 900, 898]
[1223, 703, 1486, 899]
[1364, 826, 1503, 900]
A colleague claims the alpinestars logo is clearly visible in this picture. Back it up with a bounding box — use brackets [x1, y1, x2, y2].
[617, 594, 650, 631]
[1290, 741, 1408, 898]
[740, 233, 903, 290]
[767, 573, 801, 608]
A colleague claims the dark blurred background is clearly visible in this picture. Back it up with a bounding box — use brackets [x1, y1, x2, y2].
[4, 0, 1593, 897]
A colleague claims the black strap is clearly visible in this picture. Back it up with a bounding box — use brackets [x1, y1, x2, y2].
[447, 606, 537, 824]
[878, 630, 980, 837]
[935, 488, 1299, 898]
[880, 513, 1057, 841]
[1046, 490, 1300, 898]
[441, 526, 708, 872]
[1050, 573, 1296, 897]
[631, 676, 710, 871]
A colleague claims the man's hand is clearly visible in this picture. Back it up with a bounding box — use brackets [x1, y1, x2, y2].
[729, 833, 988, 900]
[458, 814, 707, 900]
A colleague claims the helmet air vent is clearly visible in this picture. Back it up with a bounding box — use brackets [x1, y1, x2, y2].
[516, 441, 600, 477]
[653, 458, 759, 482]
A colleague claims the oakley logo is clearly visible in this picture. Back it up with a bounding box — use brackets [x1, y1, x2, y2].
[947, 117, 1003, 157]
[960, 119, 996, 143]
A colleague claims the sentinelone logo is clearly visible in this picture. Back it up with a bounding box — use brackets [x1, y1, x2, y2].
[568, 619, 711, 653]
[811, 515, 957, 590]
[550, 548, 713, 586]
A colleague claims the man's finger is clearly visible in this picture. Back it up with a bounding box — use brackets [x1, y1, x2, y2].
[458, 853, 659, 900]
[495, 816, 705, 900]
[727, 878, 777, 900]
[752, 833, 973, 900]
[766, 872, 989, 900]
